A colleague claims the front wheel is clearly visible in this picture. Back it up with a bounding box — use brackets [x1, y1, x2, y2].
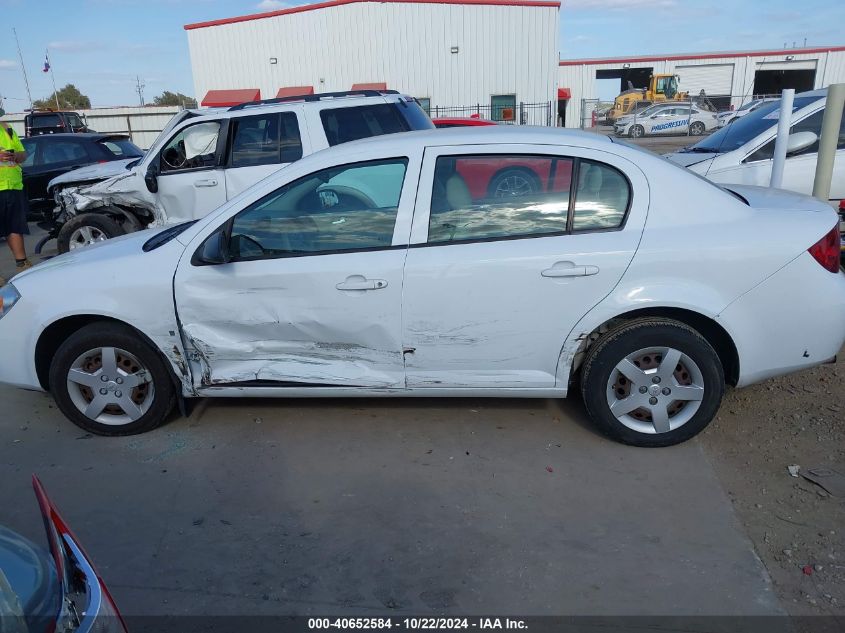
[580, 318, 725, 447]
[49, 322, 176, 435]
[629, 124, 645, 139]
[57, 213, 125, 254]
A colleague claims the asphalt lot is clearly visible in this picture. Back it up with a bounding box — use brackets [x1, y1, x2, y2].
[0, 227, 786, 619]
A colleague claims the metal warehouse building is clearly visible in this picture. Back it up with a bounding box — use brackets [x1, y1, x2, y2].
[185, 0, 560, 120]
[558, 45, 845, 128]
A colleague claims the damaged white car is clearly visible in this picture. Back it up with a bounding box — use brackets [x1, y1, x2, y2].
[46, 90, 433, 252]
[3, 127, 844, 447]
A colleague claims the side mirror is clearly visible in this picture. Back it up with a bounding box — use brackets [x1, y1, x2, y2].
[195, 229, 230, 265]
[144, 163, 159, 193]
[786, 131, 818, 155]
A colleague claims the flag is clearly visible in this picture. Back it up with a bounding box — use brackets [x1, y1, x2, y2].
[43, 53, 50, 73]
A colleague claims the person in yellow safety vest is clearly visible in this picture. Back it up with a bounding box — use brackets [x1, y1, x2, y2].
[0, 108, 32, 286]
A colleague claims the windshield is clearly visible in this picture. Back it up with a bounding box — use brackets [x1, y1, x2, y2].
[98, 138, 144, 159]
[687, 95, 823, 154]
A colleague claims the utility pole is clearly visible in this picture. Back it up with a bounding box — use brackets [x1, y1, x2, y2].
[135, 76, 146, 106]
[45, 49, 60, 110]
[12, 28, 33, 110]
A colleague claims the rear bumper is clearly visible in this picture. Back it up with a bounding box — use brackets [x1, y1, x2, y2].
[719, 251, 845, 388]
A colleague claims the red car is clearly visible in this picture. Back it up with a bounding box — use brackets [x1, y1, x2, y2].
[431, 117, 571, 198]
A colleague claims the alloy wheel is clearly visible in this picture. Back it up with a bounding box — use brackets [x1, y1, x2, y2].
[68, 226, 107, 250]
[605, 346, 705, 434]
[66, 346, 155, 425]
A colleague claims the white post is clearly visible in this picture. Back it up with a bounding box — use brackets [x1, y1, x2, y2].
[812, 83, 845, 201]
[769, 89, 794, 188]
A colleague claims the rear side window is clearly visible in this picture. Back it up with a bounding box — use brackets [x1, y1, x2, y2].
[98, 138, 143, 158]
[320, 104, 410, 146]
[66, 113, 84, 128]
[427, 154, 630, 244]
[230, 111, 303, 167]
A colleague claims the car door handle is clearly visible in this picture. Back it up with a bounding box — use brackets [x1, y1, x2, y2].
[194, 179, 218, 187]
[336, 275, 388, 291]
[541, 262, 600, 278]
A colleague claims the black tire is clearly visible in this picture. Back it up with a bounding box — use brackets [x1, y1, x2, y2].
[488, 168, 541, 198]
[580, 318, 725, 447]
[690, 121, 706, 136]
[629, 124, 645, 138]
[49, 322, 176, 436]
[57, 213, 126, 254]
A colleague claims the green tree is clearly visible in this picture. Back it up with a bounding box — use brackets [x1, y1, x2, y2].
[33, 84, 91, 110]
[153, 91, 197, 108]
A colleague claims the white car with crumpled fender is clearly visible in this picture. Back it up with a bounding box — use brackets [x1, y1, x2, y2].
[1, 126, 843, 447]
[615, 104, 720, 138]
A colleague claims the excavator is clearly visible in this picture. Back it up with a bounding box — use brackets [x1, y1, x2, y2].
[607, 74, 690, 124]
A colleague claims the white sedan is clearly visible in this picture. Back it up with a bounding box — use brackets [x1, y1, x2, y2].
[1, 127, 843, 447]
[615, 105, 720, 138]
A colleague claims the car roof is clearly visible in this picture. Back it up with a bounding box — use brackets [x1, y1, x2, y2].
[23, 133, 131, 142]
[187, 92, 412, 121]
[339, 126, 615, 152]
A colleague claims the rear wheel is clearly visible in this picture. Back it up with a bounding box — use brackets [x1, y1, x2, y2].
[57, 213, 125, 254]
[49, 322, 175, 436]
[580, 318, 725, 447]
[629, 124, 645, 138]
[689, 121, 706, 136]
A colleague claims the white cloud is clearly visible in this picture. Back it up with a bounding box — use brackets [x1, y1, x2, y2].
[0, 59, 17, 70]
[565, 0, 677, 10]
[256, 0, 288, 10]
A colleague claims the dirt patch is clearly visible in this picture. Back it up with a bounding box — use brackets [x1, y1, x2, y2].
[701, 345, 845, 619]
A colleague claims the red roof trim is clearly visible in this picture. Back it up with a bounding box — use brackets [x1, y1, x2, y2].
[351, 82, 388, 91]
[559, 45, 845, 66]
[201, 89, 261, 107]
[276, 86, 315, 97]
[185, 0, 560, 30]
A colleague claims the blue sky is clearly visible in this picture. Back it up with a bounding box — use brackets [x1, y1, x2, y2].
[0, 0, 843, 109]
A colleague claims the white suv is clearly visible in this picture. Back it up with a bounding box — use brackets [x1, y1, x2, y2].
[46, 91, 432, 252]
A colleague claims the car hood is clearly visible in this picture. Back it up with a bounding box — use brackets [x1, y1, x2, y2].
[48, 158, 138, 189]
[664, 151, 718, 169]
[0, 525, 60, 633]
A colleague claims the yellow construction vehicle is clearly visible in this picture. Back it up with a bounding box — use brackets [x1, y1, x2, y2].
[607, 74, 689, 124]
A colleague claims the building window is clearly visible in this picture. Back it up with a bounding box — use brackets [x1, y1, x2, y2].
[417, 98, 431, 114]
[491, 95, 516, 122]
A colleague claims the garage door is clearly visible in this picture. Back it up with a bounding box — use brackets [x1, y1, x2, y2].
[757, 60, 818, 71]
[676, 64, 734, 96]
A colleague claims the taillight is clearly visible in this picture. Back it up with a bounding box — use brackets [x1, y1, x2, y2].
[807, 226, 841, 273]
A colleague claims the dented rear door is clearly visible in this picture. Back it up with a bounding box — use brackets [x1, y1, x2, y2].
[173, 154, 419, 389]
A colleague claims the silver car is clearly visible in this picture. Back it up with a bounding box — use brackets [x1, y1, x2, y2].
[615, 105, 720, 138]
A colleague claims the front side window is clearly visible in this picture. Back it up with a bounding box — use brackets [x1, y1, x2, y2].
[228, 158, 407, 260]
[229, 112, 303, 167]
[417, 98, 431, 114]
[427, 155, 629, 244]
[746, 106, 845, 162]
[66, 113, 84, 129]
[160, 121, 221, 172]
[491, 95, 516, 122]
[320, 104, 411, 146]
[21, 139, 37, 168]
